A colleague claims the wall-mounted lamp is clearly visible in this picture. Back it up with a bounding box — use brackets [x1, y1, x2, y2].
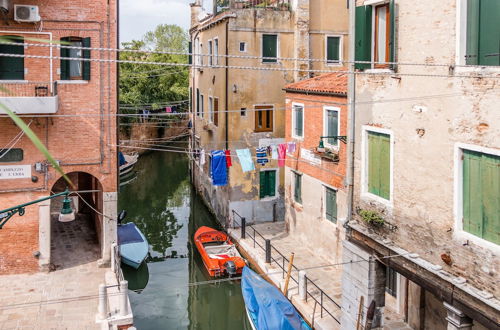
[0, 188, 75, 229]
[317, 136, 347, 152]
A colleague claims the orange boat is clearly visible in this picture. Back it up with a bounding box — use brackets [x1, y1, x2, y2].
[194, 226, 246, 277]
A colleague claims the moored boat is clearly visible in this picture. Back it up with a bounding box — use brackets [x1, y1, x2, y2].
[241, 266, 311, 330]
[118, 222, 149, 269]
[119, 152, 138, 176]
[194, 226, 246, 277]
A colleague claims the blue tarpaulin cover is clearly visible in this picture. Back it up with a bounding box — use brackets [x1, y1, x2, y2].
[118, 223, 144, 245]
[211, 150, 228, 186]
[241, 267, 311, 330]
[118, 152, 126, 166]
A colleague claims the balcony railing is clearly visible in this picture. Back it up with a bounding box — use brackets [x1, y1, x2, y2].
[0, 81, 59, 115]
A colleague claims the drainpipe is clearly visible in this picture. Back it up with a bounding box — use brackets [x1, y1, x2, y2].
[191, 29, 200, 183]
[224, 20, 229, 150]
[344, 0, 356, 229]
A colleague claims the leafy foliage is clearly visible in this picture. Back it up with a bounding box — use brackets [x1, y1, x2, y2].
[359, 209, 385, 226]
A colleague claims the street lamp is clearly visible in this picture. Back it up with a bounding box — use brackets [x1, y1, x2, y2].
[0, 188, 75, 229]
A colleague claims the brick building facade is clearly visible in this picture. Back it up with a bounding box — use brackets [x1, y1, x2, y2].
[283, 73, 348, 263]
[0, 0, 118, 274]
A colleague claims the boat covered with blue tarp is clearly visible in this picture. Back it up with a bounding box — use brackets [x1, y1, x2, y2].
[241, 266, 311, 330]
[118, 223, 148, 269]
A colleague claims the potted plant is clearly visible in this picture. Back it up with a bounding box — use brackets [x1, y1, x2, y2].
[359, 209, 385, 227]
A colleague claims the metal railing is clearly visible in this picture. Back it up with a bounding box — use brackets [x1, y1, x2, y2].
[231, 211, 341, 324]
[0, 81, 57, 97]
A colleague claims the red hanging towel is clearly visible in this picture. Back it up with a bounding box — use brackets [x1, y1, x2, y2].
[225, 150, 232, 167]
[278, 144, 287, 167]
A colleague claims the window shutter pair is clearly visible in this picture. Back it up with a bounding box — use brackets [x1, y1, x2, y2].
[466, 0, 500, 66]
[294, 107, 303, 137]
[260, 171, 276, 198]
[294, 173, 302, 203]
[60, 37, 91, 80]
[327, 111, 338, 145]
[325, 188, 337, 223]
[262, 35, 277, 62]
[355, 1, 396, 70]
[462, 150, 500, 244]
[327, 37, 340, 63]
[0, 36, 24, 80]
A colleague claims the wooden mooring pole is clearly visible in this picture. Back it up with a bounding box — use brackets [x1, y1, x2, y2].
[283, 252, 295, 296]
[356, 295, 364, 330]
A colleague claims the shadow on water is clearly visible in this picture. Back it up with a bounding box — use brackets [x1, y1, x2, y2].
[118, 147, 251, 330]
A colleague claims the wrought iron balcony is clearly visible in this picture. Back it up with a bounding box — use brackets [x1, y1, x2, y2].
[0, 81, 58, 115]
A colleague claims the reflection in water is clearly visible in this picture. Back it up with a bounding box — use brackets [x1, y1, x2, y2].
[122, 262, 149, 293]
[119, 147, 251, 330]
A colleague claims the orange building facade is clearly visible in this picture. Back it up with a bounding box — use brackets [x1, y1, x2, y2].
[0, 0, 118, 274]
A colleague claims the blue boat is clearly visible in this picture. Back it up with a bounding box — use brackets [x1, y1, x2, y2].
[118, 223, 149, 269]
[241, 267, 311, 330]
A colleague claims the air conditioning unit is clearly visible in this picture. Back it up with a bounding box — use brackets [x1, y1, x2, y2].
[14, 5, 40, 22]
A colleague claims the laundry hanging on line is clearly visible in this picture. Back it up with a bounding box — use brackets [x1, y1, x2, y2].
[200, 149, 206, 165]
[211, 150, 228, 186]
[278, 144, 287, 167]
[287, 142, 296, 153]
[224, 150, 232, 167]
[236, 149, 255, 172]
[256, 147, 269, 166]
[271, 145, 278, 160]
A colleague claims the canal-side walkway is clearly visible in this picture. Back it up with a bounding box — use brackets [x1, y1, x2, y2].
[0, 216, 106, 329]
[228, 222, 343, 330]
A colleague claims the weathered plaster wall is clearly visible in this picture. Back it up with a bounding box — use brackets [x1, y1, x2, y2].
[351, 0, 500, 300]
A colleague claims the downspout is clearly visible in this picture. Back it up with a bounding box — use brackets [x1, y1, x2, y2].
[224, 20, 229, 150]
[191, 29, 200, 183]
[344, 0, 356, 229]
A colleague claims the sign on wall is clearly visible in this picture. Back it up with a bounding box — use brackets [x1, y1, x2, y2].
[0, 165, 31, 179]
[300, 148, 321, 166]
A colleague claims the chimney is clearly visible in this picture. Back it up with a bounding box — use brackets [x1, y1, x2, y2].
[190, 0, 203, 27]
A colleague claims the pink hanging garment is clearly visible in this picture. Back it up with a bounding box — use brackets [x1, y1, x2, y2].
[278, 144, 287, 167]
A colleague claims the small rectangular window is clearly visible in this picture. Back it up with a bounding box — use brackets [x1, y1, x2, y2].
[292, 104, 304, 138]
[200, 94, 204, 118]
[255, 105, 273, 132]
[325, 187, 337, 223]
[240, 107, 247, 116]
[293, 172, 302, 204]
[386, 267, 397, 297]
[326, 36, 341, 64]
[239, 42, 246, 52]
[214, 38, 219, 65]
[262, 34, 278, 63]
[0, 148, 23, 163]
[208, 96, 213, 122]
[61, 37, 91, 80]
[208, 40, 213, 66]
[214, 98, 219, 126]
[324, 107, 340, 147]
[0, 36, 24, 80]
[196, 88, 200, 116]
[374, 4, 390, 67]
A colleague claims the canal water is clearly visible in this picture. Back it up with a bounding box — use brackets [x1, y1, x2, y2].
[118, 148, 251, 330]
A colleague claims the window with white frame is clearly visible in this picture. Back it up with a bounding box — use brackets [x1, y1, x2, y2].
[208, 96, 213, 122]
[324, 107, 340, 148]
[214, 38, 219, 65]
[208, 40, 213, 66]
[462, 0, 500, 66]
[292, 103, 304, 139]
[460, 148, 499, 245]
[326, 36, 341, 64]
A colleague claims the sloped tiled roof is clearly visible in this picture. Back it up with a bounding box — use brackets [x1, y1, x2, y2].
[284, 72, 348, 96]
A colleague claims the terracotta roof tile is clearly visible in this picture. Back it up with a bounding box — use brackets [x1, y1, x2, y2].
[284, 72, 348, 96]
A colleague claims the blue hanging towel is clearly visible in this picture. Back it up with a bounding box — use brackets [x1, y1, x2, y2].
[236, 149, 255, 172]
[211, 150, 228, 186]
[256, 147, 268, 165]
[118, 152, 126, 166]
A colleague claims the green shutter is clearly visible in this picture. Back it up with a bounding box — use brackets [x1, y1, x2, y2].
[0, 36, 24, 80]
[368, 132, 390, 200]
[60, 37, 70, 80]
[294, 173, 302, 203]
[466, 0, 480, 65]
[478, 0, 500, 66]
[263, 35, 277, 63]
[295, 106, 303, 137]
[82, 37, 91, 80]
[188, 41, 192, 65]
[355, 6, 372, 70]
[268, 170, 276, 197]
[463, 150, 500, 244]
[260, 171, 266, 198]
[327, 37, 340, 63]
[327, 110, 339, 145]
[481, 153, 499, 243]
[389, 0, 397, 70]
[325, 188, 337, 223]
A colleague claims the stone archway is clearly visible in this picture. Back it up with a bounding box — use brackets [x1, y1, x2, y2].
[48, 172, 103, 270]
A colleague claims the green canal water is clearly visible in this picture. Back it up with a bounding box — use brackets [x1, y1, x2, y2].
[118, 148, 251, 330]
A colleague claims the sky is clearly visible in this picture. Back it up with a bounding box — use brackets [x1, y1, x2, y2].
[119, 0, 194, 43]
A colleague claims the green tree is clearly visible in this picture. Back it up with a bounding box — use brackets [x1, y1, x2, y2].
[119, 24, 189, 127]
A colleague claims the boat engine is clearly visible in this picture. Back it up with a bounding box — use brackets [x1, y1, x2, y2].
[224, 260, 237, 276]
